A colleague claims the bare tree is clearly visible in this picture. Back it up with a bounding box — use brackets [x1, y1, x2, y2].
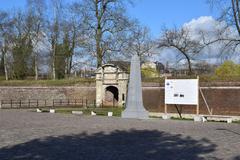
[230, 0, 240, 36]
[158, 27, 204, 75]
[26, 0, 46, 80]
[208, 0, 240, 36]
[205, 0, 240, 57]
[0, 11, 14, 80]
[13, 11, 35, 79]
[0, 0, 146, 79]
[61, 3, 85, 77]
[79, 0, 133, 68]
[47, 0, 63, 80]
[124, 24, 154, 60]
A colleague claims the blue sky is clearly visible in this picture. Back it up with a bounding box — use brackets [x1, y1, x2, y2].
[128, 0, 218, 36]
[0, 0, 218, 37]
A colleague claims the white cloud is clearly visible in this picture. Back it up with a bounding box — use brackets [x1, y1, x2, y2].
[184, 16, 222, 32]
[156, 16, 240, 67]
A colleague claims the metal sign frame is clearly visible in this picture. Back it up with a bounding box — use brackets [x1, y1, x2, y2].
[164, 77, 200, 116]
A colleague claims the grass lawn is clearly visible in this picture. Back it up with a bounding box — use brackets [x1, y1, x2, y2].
[1, 75, 240, 86]
[0, 78, 95, 86]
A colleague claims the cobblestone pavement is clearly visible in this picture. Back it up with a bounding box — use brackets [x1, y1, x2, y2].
[0, 110, 240, 160]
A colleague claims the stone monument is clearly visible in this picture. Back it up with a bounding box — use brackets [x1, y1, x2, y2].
[121, 54, 149, 119]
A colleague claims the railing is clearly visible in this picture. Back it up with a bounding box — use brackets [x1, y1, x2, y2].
[0, 99, 96, 109]
[53, 99, 96, 107]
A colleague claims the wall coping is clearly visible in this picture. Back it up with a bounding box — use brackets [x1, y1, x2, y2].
[1, 86, 240, 89]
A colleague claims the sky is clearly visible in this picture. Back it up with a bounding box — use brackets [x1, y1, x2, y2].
[2, 0, 232, 64]
[128, 0, 218, 37]
[0, 0, 218, 37]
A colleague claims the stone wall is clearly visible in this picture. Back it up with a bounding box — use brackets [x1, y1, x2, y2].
[0, 87, 96, 107]
[0, 86, 240, 116]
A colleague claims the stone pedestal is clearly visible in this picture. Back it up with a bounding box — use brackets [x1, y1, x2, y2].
[122, 55, 149, 119]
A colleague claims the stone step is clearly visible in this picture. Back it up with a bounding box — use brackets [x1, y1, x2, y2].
[202, 115, 233, 123]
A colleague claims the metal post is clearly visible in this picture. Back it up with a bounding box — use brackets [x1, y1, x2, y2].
[19, 100, 21, 108]
[10, 99, 12, 108]
[28, 99, 30, 108]
[196, 76, 200, 115]
[164, 76, 168, 114]
[37, 99, 39, 107]
[45, 100, 47, 107]
[164, 104, 167, 114]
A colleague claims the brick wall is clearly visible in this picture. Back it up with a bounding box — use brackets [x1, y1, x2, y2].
[0, 86, 240, 116]
[142, 87, 240, 116]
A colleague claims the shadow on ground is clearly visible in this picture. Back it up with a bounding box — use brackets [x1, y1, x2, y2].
[0, 129, 218, 160]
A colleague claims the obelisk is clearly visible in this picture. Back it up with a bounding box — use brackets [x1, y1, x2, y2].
[121, 54, 149, 119]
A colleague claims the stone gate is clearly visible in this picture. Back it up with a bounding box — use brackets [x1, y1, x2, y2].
[95, 64, 129, 107]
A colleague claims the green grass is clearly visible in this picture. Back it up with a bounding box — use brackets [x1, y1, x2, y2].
[233, 120, 240, 124]
[40, 107, 124, 117]
[0, 78, 95, 86]
[142, 75, 240, 83]
[0, 75, 240, 86]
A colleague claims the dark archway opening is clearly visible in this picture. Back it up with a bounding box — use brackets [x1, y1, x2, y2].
[104, 86, 119, 107]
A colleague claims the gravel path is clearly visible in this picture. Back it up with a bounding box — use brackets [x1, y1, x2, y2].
[0, 110, 240, 160]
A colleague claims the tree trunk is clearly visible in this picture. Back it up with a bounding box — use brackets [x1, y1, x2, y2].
[176, 48, 193, 75]
[2, 40, 8, 81]
[96, 25, 103, 68]
[97, 47, 102, 68]
[231, 0, 240, 36]
[34, 54, 38, 80]
[186, 57, 193, 75]
[52, 44, 56, 80]
[64, 57, 69, 78]
[69, 55, 72, 74]
[3, 52, 8, 81]
[95, 0, 103, 68]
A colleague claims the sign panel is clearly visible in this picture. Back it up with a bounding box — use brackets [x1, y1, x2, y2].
[165, 79, 198, 105]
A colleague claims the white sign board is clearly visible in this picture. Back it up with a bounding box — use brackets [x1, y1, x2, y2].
[165, 79, 198, 105]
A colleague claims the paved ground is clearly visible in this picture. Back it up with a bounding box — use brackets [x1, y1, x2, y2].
[0, 110, 239, 160]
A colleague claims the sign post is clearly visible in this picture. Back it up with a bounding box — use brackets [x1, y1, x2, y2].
[164, 77, 201, 121]
[196, 76, 200, 116]
[163, 76, 170, 120]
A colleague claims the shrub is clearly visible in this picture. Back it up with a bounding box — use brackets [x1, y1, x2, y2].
[215, 61, 240, 78]
[141, 67, 159, 78]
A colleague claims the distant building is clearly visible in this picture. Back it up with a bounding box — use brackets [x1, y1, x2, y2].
[141, 61, 164, 71]
[141, 62, 157, 69]
[164, 61, 218, 76]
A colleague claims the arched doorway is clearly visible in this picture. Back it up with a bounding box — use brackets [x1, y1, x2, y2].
[104, 86, 119, 107]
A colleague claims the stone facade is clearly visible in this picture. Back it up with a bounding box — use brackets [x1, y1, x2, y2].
[95, 64, 129, 107]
